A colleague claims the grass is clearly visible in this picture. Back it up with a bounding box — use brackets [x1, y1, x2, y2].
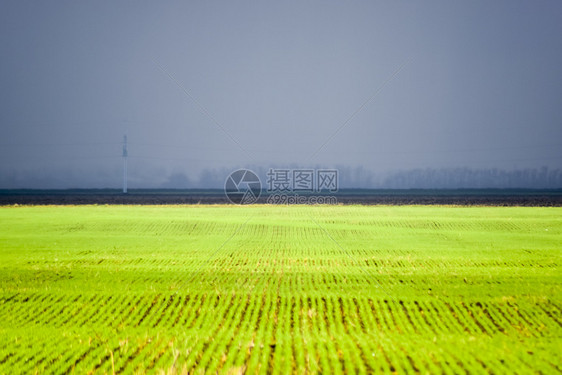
[0, 204, 561, 373]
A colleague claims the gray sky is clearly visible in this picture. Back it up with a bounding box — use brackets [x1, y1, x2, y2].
[1, 1, 561, 188]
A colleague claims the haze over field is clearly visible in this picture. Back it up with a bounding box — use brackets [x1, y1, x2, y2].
[1, 1, 561, 188]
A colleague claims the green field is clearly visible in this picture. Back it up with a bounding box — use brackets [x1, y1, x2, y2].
[0, 205, 561, 374]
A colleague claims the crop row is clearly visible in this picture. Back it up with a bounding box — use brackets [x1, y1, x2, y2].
[1, 292, 560, 373]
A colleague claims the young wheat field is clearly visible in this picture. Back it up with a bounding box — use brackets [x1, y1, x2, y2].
[0, 205, 560, 373]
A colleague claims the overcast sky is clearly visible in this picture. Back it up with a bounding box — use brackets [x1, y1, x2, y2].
[1, 1, 561, 188]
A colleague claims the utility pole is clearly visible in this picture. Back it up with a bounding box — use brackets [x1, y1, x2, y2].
[122, 135, 128, 194]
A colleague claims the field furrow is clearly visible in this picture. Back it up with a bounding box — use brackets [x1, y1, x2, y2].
[0, 205, 560, 373]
